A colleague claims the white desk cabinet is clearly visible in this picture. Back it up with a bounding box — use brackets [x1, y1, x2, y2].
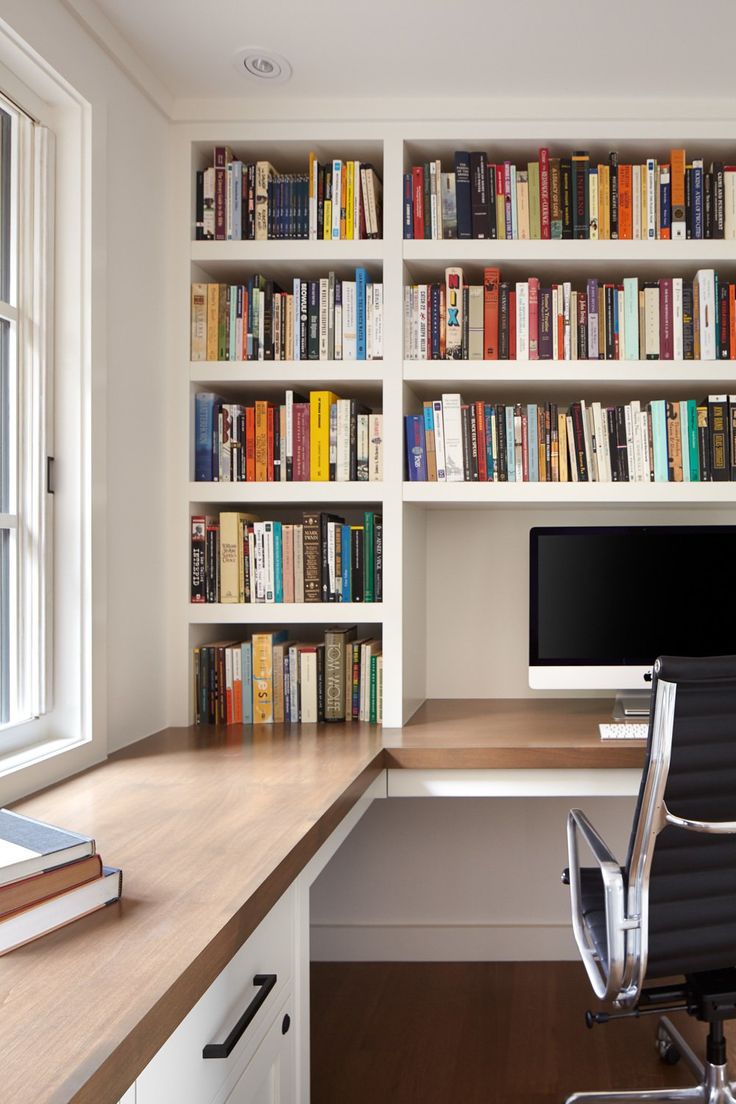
[214, 994, 295, 1104]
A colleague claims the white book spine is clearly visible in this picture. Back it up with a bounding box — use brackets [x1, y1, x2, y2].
[365, 284, 374, 361]
[319, 278, 329, 360]
[432, 400, 447, 481]
[404, 285, 412, 359]
[336, 399, 351, 481]
[293, 527, 304, 602]
[697, 269, 717, 360]
[580, 400, 594, 480]
[516, 282, 529, 359]
[630, 399, 642, 481]
[429, 161, 438, 239]
[253, 523, 265, 602]
[617, 289, 625, 361]
[566, 414, 578, 481]
[624, 403, 635, 481]
[373, 284, 383, 360]
[632, 164, 642, 239]
[286, 390, 294, 475]
[725, 170, 736, 240]
[353, 161, 361, 240]
[563, 282, 571, 360]
[264, 522, 275, 603]
[441, 394, 464, 482]
[369, 413, 383, 481]
[672, 277, 684, 360]
[591, 402, 607, 482]
[327, 523, 336, 597]
[640, 411, 652, 481]
[343, 282, 357, 360]
[309, 157, 318, 240]
[646, 159, 656, 240]
[418, 284, 429, 360]
[552, 286, 559, 360]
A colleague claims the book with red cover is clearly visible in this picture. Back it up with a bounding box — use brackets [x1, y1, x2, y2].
[539, 148, 551, 239]
[412, 166, 425, 240]
[483, 266, 501, 359]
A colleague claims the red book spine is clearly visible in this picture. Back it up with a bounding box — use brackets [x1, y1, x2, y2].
[483, 266, 500, 358]
[245, 406, 255, 481]
[730, 284, 736, 360]
[539, 148, 551, 239]
[528, 276, 539, 359]
[412, 166, 425, 240]
[660, 278, 673, 360]
[509, 291, 517, 359]
[475, 401, 487, 481]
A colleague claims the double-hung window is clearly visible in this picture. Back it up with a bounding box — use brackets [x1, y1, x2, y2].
[0, 91, 53, 734]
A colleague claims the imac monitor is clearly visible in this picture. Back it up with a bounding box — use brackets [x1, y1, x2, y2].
[529, 525, 736, 712]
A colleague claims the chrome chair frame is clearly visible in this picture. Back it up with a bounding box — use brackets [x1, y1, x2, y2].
[565, 661, 736, 1103]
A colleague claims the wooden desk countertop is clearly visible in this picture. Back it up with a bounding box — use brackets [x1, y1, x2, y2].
[2, 700, 644, 1104]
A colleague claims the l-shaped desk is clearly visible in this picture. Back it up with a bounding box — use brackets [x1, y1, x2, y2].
[1, 699, 645, 1104]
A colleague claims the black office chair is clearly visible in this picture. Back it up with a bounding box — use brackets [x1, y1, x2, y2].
[564, 655, 736, 1103]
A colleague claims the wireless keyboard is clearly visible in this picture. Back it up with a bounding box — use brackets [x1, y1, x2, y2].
[599, 723, 648, 741]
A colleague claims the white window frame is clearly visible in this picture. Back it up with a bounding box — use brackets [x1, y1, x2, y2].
[0, 20, 107, 803]
[0, 93, 53, 742]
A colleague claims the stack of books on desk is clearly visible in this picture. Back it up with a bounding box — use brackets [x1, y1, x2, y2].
[0, 809, 122, 954]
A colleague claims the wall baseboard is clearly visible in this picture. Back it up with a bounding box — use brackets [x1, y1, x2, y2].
[310, 922, 577, 961]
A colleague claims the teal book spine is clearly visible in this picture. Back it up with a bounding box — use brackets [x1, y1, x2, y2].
[623, 278, 639, 360]
[505, 406, 516, 481]
[687, 398, 700, 480]
[341, 524, 351, 600]
[241, 641, 253, 724]
[679, 401, 691, 482]
[650, 400, 669, 481]
[273, 522, 283, 603]
[363, 511, 375, 603]
[528, 403, 539, 481]
[356, 267, 367, 359]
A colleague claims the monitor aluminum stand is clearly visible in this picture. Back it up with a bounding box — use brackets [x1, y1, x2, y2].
[612, 689, 652, 721]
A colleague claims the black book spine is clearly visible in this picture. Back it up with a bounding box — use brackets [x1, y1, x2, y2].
[704, 171, 713, 239]
[614, 405, 629, 481]
[720, 283, 730, 359]
[349, 401, 359, 481]
[460, 405, 471, 481]
[572, 152, 589, 239]
[454, 151, 472, 239]
[609, 152, 619, 238]
[374, 517, 383, 602]
[570, 403, 588, 481]
[469, 403, 479, 481]
[273, 405, 281, 481]
[299, 281, 309, 359]
[430, 284, 440, 359]
[316, 645, 325, 721]
[470, 151, 489, 238]
[195, 171, 204, 240]
[685, 166, 693, 239]
[499, 283, 510, 359]
[317, 164, 325, 239]
[319, 514, 330, 600]
[560, 159, 573, 239]
[709, 397, 730, 480]
[682, 283, 695, 359]
[487, 164, 497, 239]
[496, 404, 508, 481]
[715, 163, 725, 238]
[351, 528, 364, 601]
[697, 405, 711, 480]
[307, 280, 319, 359]
[604, 284, 615, 360]
[247, 165, 255, 240]
[729, 400, 736, 480]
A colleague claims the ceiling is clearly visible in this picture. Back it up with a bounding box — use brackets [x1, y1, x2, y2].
[80, 0, 736, 105]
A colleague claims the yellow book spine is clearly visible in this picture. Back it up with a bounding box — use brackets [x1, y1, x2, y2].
[346, 161, 355, 240]
[252, 632, 274, 724]
[598, 165, 610, 240]
[219, 512, 243, 603]
[323, 199, 332, 241]
[309, 391, 338, 481]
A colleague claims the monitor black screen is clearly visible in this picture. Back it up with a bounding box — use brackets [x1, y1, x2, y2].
[530, 525, 736, 666]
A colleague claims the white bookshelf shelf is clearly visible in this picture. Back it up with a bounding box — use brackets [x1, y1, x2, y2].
[403, 240, 736, 265]
[189, 482, 383, 504]
[192, 240, 384, 265]
[190, 603, 384, 625]
[403, 482, 736, 508]
[403, 359, 736, 387]
[190, 361, 385, 385]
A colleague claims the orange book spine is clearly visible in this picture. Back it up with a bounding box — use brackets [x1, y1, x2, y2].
[618, 164, 633, 240]
[255, 400, 268, 481]
[671, 149, 686, 207]
[267, 405, 275, 481]
[245, 406, 255, 481]
[483, 266, 501, 359]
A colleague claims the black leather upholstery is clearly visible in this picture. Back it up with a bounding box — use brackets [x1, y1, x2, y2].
[579, 655, 736, 984]
[578, 867, 614, 970]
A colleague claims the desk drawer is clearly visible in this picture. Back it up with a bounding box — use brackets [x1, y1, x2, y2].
[137, 886, 294, 1104]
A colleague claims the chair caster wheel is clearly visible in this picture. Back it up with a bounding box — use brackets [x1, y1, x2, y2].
[657, 1039, 681, 1066]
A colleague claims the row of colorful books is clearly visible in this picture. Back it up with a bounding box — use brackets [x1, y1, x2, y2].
[191, 511, 383, 604]
[195, 392, 383, 483]
[195, 151, 382, 241]
[406, 394, 736, 483]
[191, 272, 383, 362]
[405, 267, 734, 361]
[403, 149, 736, 241]
[0, 810, 121, 955]
[193, 628, 382, 725]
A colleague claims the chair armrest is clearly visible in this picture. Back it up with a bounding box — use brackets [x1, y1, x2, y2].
[664, 810, 736, 834]
[566, 809, 628, 1002]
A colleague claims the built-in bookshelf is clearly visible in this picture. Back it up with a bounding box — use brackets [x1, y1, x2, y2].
[171, 123, 736, 730]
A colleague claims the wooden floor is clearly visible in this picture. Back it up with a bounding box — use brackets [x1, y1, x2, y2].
[311, 962, 708, 1104]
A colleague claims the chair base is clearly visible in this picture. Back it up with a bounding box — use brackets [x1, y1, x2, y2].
[565, 1017, 736, 1104]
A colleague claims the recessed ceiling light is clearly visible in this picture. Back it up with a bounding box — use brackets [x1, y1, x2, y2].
[234, 49, 292, 84]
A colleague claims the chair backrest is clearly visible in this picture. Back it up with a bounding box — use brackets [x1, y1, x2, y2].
[624, 655, 736, 991]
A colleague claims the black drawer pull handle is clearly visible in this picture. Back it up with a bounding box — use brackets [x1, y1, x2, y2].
[202, 973, 277, 1059]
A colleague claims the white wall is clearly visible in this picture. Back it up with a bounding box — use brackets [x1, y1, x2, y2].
[311, 795, 636, 960]
[0, 0, 169, 757]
